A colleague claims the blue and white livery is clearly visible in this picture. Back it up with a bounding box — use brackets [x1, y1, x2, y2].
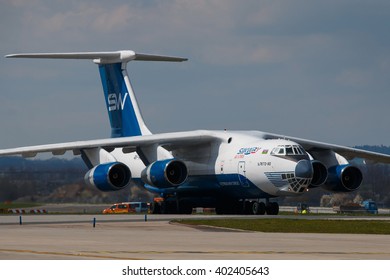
[2, 50, 390, 215]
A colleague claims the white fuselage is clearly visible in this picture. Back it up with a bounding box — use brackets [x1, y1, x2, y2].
[110, 130, 312, 199]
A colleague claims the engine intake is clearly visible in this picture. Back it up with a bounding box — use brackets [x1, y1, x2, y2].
[309, 160, 328, 187]
[141, 159, 188, 188]
[323, 164, 363, 192]
[84, 162, 131, 192]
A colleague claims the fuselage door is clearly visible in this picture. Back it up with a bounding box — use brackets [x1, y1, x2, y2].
[238, 161, 250, 187]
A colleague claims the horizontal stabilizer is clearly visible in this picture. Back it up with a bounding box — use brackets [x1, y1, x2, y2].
[5, 50, 188, 64]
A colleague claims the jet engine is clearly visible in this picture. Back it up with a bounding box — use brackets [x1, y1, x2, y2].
[84, 162, 131, 192]
[141, 159, 188, 188]
[322, 164, 363, 192]
[309, 160, 328, 187]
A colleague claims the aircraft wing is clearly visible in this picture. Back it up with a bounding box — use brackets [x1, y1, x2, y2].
[263, 132, 390, 164]
[1, 129, 389, 164]
[0, 130, 221, 158]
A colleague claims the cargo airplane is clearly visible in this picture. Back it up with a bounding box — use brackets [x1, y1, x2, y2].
[2, 50, 390, 215]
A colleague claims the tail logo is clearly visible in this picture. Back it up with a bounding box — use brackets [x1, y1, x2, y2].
[108, 92, 129, 111]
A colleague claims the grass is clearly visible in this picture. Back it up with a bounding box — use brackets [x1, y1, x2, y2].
[177, 218, 390, 235]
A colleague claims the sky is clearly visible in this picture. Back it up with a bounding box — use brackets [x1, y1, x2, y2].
[0, 0, 389, 150]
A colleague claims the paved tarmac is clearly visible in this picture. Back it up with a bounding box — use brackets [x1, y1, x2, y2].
[0, 214, 389, 260]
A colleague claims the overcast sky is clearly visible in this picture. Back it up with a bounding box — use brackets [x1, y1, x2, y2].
[0, 0, 389, 150]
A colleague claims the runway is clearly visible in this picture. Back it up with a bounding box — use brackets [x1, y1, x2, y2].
[0, 214, 389, 260]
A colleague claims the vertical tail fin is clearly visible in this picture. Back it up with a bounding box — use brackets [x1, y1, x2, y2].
[98, 62, 150, 137]
[5, 50, 187, 138]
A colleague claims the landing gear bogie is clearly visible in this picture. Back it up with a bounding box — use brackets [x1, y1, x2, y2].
[252, 201, 266, 215]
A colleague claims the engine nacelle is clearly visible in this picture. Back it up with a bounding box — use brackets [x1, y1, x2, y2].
[141, 159, 188, 188]
[322, 164, 363, 192]
[84, 162, 131, 192]
[309, 160, 328, 188]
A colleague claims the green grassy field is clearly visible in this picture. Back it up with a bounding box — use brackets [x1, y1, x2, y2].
[177, 218, 390, 235]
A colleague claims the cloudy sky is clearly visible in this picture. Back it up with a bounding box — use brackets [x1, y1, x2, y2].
[0, 0, 389, 150]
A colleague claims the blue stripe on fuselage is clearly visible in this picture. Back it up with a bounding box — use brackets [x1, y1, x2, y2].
[134, 174, 272, 199]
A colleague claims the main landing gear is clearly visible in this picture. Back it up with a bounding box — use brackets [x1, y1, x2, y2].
[215, 198, 279, 215]
[151, 196, 279, 215]
[251, 201, 279, 215]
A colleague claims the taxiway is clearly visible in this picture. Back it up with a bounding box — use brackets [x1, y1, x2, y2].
[0, 214, 389, 260]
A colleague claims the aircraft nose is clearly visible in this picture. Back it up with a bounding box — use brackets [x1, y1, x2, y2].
[295, 160, 313, 178]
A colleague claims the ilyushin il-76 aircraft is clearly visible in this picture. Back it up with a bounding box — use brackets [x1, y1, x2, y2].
[2, 50, 390, 215]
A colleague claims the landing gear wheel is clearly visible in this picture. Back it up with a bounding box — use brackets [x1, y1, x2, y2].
[265, 202, 279, 215]
[252, 201, 266, 215]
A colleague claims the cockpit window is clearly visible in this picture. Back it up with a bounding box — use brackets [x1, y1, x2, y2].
[271, 145, 305, 156]
[271, 147, 285, 155]
[286, 147, 293, 155]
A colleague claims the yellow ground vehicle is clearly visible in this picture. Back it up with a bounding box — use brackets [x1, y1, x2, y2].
[295, 203, 310, 214]
[102, 202, 149, 214]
